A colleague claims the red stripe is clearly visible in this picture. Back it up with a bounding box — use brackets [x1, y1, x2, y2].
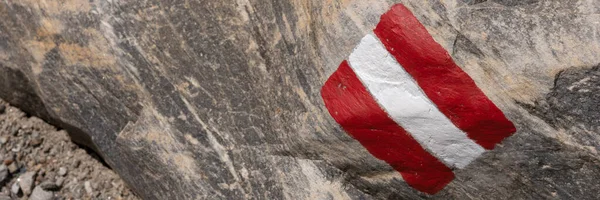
[321, 61, 454, 194]
[373, 4, 516, 149]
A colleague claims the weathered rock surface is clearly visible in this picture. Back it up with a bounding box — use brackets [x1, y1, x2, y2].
[0, 0, 599, 199]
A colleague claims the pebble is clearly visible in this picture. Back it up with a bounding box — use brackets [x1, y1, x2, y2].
[84, 181, 93, 194]
[39, 181, 60, 191]
[11, 145, 20, 152]
[10, 128, 18, 136]
[0, 165, 8, 183]
[42, 146, 51, 153]
[71, 160, 81, 168]
[10, 182, 20, 195]
[0, 137, 7, 145]
[30, 137, 43, 147]
[58, 167, 68, 176]
[7, 163, 18, 173]
[49, 148, 57, 156]
[18, 171, 36, 195]
[55, 177, 65, 187]
[29, 186, 54, 200]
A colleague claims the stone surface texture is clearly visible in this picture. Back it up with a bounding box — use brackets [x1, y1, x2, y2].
[0, 0, 599, 199]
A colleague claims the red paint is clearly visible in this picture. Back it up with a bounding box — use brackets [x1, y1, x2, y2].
[321, 61, 454, 194]
[373, 4, 516, 149]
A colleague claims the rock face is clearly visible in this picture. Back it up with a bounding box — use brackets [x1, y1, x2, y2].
[0, 0, 599, 199]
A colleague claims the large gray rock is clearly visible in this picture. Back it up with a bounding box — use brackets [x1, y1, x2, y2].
[1, 0, 599, 199]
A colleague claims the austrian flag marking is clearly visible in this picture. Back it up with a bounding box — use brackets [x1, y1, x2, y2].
[321, 4, 516, 194]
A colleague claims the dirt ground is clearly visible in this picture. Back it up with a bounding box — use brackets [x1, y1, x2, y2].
[0, 99, 139, 200]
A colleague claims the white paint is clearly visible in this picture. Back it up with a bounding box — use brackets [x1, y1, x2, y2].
[347, 34, 485, 169]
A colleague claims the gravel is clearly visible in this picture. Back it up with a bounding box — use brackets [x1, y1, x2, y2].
[30, 186, 54, 200]
[0, 99, 138, 199]
[58, 167, 67, 177]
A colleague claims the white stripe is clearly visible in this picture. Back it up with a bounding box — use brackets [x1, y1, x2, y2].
[347, 34, 485, 169]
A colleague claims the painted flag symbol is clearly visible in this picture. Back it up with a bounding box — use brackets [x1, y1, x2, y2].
[321, 4, 516, 194]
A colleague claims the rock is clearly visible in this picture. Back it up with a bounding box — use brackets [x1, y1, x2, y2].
[39, 181, 60, 191]
[0, 104, 5, 114]
[55, 177, 65, 187]
[73, 184, 84, 199]
[18, 171, 36, 196]
[10, 146, 19, 153]
[72, 160, 81, 169]
[10, 182, 19, 195]
[0, 165, 8, 184]
[58, 167, 67, 177]
[30, 137, 43, 147]
[48, 148, 57, 157]
[0, 137, 7, 145]
[10, 129, 17, 136]
[42, 146, 51, 153]
[6, 163, 17, 174]
[29, 186, 54, 200]
[84, 181, 93, 195]
[1, 0, 600, 199]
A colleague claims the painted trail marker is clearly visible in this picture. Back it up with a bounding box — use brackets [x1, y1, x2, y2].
[321, 4, 516, 194]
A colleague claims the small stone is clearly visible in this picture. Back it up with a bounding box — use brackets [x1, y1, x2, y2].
[10, 182, 20, 195]
[30, 137, 43, 147]
[39, 181, 60, 191]
[58, 167, 67, 176]
[55, 177, 65, 187]
[84, 181, 93, 194]
[16, 152, 23, 161]
[31, 131, 39, 138]
[42, 146, 51, 153]
[0, 104, 5, 114]
[11, 145, 20, 152]
[0, 137, 7, 145]
[18, 171, 36, 195]
[77, 172, 88, 180]
[73, 184, 84, 198]
[29, 186, 54, 200]
[48, 147, 57, 156]
[36, 156, 46, 164]
[27, 161, 36, 168]
[0, 165, 8, 183]
[71, 160, 81, 168]
[7, 162, 18, 173]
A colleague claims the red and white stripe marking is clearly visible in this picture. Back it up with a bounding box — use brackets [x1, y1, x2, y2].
[321, 4, 516, 194]
[348, 34, 486, 169]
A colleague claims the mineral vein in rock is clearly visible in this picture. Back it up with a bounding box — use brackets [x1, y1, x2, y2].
[321, 4, 516, 194]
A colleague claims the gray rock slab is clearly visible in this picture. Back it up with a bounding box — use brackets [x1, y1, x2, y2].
[0, 0, 599, 199]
